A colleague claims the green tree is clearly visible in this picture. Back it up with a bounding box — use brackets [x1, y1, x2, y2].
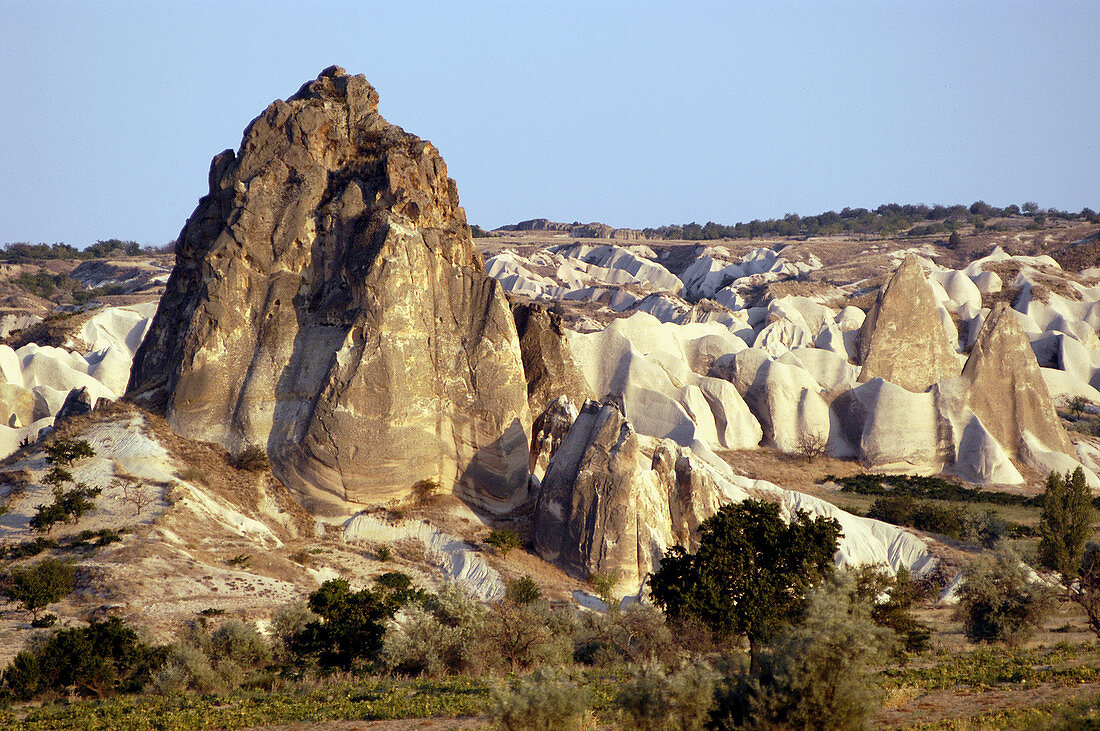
[1, 558, 76, 620]
[955, 549, 1053, 644]
[947, 230, 962, 248]
[45, 438, 95, 466]
[290, 573, 422, 669]
[649, 500, 841, 667]
[506, 575, 542, 605]
[1038, 468, 1094, 586]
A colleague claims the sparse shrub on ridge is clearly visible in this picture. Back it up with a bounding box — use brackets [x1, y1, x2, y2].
[0, 557, 76, 621]
[45, 437, 94, 466]
[485, 528, 522, 557]
[231, 445, 268, 471]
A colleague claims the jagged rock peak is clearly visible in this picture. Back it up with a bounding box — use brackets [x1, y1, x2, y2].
[857, 254, 961, 392]
[962, 302, 1073, 457]
[128, 68, 530, 515]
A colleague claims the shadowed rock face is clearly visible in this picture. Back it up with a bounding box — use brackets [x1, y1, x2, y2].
[857, 254, 961, 392]
[512, 302, 590, 417]
[127, 67, 530, 514]
[962, 302, 1073, 458]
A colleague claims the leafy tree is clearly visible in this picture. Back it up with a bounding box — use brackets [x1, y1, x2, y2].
[851, 565, 931, 653]
[1, 617, 164, 699]
[43, 466, 72, 488]
[1, 558, 76, 620]
[955, 549, 1053, 644]
[588, 571, 619, 607]
[1039, 468, 1094, 586]
[486, 528, 522, 557]
[649, 500, 841, 666]
[291, 573, 422, 669]
[1072, 543, 1100, 639]
[45, 438, 95, 466]
[947, 230, 962, 248]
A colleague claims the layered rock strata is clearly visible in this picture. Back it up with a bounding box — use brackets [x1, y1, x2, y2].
[128, 67, 530, 513]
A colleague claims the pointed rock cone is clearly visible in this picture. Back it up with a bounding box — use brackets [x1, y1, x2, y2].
[857, 254, 961, 392]
[961, 302, 1073, 459]
[127, 67, 530, 514]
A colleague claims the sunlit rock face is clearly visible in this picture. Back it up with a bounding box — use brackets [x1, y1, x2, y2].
[128, 66, 530, 514]
[857, 254, 962, 392]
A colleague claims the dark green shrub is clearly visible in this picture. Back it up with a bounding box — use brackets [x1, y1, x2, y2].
[506, 575, 542, 605]
[486, 528, 522, 557]
[382, 583, 486, 676]
[1, 617, 165, 700]
[615, 662, 716, 730]
[45, 438, 95, 466]
[231, 445, 268, 471]
[291, 573, 422, 670]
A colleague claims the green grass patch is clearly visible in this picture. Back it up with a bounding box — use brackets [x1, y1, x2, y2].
[0, 677, 494, 730]
[882, 643, 1100, 692]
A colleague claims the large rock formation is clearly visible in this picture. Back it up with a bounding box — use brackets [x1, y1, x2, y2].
[128, 67, 530, 513]
[960, 302, 1073, 458]
[857, 255, 961, 392]
[532, 400, 723, 590]
[512, 302, 590, 417]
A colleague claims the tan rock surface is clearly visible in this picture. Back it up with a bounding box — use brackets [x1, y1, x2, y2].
[857, 254, 961, 392]
[128, 67, 530, 514]
[961, 302, 1073, 458]
[512, 302, 591, 417]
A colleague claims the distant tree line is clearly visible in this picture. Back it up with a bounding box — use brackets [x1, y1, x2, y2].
[644, 201, 1100, 241]
[0, 239, 175, 262]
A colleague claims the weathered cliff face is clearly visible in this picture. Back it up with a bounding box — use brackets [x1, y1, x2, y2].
[512, 302, 590, 418]
[961, 302, 1073, 458]
[128, 67, 530, 514]
[857, 255, 961, 392]
[532, 400, 726, 591]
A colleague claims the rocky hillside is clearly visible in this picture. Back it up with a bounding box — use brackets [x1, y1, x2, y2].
[1, 69, 1098, 653]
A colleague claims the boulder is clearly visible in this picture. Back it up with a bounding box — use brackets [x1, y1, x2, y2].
[961, 302, 1073, 459]
[512, 302, 590, 416]
[857, 255, 961, 391]
[127, 67, 530, 514]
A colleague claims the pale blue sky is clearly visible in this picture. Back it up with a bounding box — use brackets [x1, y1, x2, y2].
[1, 1, 1097, 246]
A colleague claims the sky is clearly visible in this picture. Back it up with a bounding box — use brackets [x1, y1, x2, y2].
[1, 1, 1097, 247]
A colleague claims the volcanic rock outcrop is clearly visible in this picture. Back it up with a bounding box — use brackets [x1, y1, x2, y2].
[960, 302, 1073, 459]
[533, 400, 723, 589]
[857, 255, 961, 392]
[128, 67, 530, 513]
[512, 302, 590, 417]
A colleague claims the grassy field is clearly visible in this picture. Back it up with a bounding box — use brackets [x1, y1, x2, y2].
[3, 646, 1100, 730]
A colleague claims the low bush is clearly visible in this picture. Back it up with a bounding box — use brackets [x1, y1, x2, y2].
[491, 669, 590, 731]
[614, 662, 716, 730]
[231, 445, 268, 471]
[505, 575, 542, 605]
[485, 528, 522, 557]
[574, 604, 678, 667]
[44, 438, 95, 467]
[1, 617, 165, 700]
[382, 583, 485, 676]
[714, 573, 896, 729]
[955, 549, 1054, 644]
